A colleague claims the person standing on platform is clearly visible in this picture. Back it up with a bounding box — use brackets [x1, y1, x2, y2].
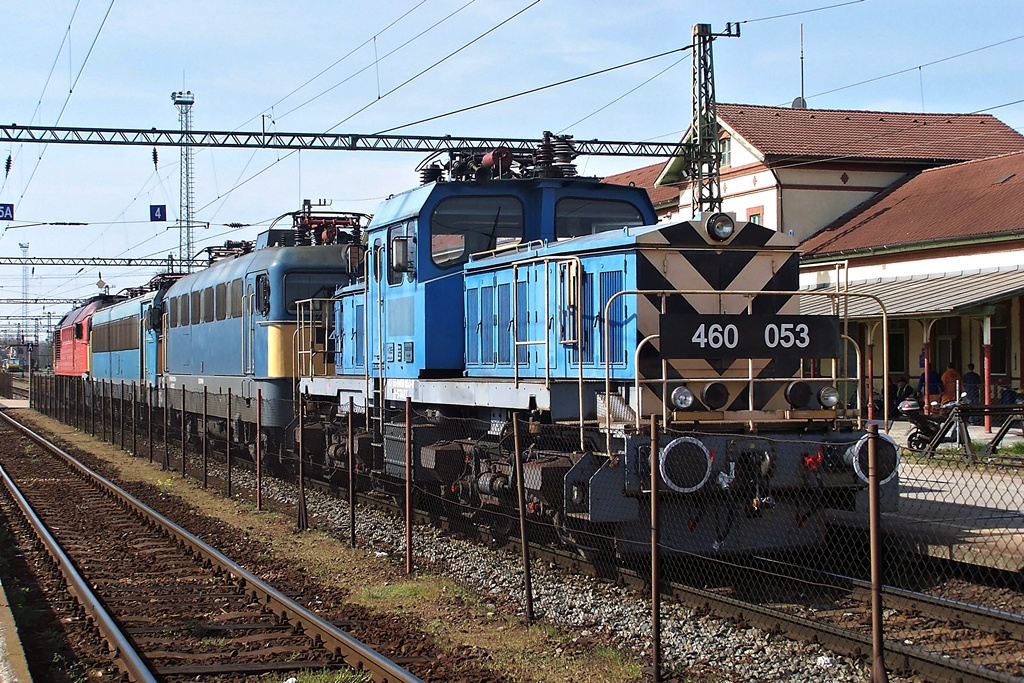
[962, 363, 982, 424]
[917, 368, 942, 399]
[940, 362, 962, 404]
[962, 364, 981, 404]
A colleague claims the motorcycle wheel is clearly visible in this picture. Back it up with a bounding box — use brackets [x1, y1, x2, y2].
[907, 431, 931, 451]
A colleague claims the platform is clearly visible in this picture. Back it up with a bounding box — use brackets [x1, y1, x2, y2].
[0, 578, 33, 682]
[831, 420, 1024, 572]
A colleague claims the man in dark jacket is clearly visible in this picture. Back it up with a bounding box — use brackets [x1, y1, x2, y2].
[917, 368, 942, 397]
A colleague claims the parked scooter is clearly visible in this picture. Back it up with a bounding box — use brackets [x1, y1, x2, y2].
[898, 394, 964, 451]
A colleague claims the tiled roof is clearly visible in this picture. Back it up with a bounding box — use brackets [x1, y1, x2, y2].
[717, 103, 1024, 162]
[801, 150, 1024, 257]
[603, 161, 678, 206]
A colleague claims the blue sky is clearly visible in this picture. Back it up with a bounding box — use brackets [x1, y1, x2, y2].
[1, 0, 1023, 326]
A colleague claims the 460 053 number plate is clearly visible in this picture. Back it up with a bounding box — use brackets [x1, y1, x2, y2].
[658, 314, 840, 359]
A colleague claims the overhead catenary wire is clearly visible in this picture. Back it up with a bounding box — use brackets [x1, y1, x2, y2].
[189, 0, 544, 218]
[236, 0, 435, 131]
[376, 45, 692, 135]
[15, 0, 117, 207]
[793, 33, 1024, 106]
[15, 1, 1024, 308]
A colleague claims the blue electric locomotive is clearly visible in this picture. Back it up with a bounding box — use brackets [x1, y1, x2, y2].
[77, 209, 368, 454]
[296, 147, 898, 555]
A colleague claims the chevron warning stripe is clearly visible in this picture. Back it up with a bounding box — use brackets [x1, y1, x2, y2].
[631, 220, 810, 416]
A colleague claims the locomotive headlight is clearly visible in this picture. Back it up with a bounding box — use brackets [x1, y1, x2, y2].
[670, 386, 695, 410]
[817, 385, 841, 408]
[700, 382, 730, 410]
[705, 212, 736, 242]
[785, 381, 813, 408]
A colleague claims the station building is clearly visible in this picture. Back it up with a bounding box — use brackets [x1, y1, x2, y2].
[604, 103, 1024, 412]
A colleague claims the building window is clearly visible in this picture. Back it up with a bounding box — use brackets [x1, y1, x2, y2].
[746, 205, 764, 225]
[887, 322, 906, 376]
[990, 304, 1009, 376]
[720, 137, 731, 167]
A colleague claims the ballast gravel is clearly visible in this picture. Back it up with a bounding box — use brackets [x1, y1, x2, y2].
[227, 468, 907, 683]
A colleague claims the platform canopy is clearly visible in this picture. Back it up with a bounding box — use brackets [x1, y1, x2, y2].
[799, 265, 1024, 319]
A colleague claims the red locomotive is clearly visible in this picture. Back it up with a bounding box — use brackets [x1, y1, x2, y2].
[53, 295, 123, 377]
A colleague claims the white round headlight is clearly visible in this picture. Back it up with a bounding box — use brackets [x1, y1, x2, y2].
[705, 213, 735, 242]
[818, 385, 840, 408]
[671, 386, 695, 410]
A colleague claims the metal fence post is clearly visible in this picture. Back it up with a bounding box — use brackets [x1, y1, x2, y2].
[163, 383, 169, 470]
[180, 386, 186, 477]
[868, 424, 889, 682]
[226, 388, 232, 498]
[255, 388, 263, 510]
[102, 380, 108, 442]
[348, 396, 355, 547]
[405, 397, 413, 575]
[119, 381, 125, 451]
[513, 415, 534, 622]
[132, 383, 137, 455]
[202, 386, 208, 489]
[297, 396, 308, 530]
[650, 415, 661, 682]
[147, 386, 153, 463]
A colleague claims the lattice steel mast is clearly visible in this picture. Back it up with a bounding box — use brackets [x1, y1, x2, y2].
[19, 242, 28, 345]
[690, 23, 739, 215]
[172, 91, 196, 272]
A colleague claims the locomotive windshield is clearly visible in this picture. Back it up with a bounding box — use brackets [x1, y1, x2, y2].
[430, 195, 524, 268]
[284, 273, 344, 314]
[555, 198, 645, 239]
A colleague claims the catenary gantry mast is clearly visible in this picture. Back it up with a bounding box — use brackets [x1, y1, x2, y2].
[172, 91, 197, 272]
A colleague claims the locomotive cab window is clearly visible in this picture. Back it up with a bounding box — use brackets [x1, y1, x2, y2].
[283, 273, 340, 314]
[255, 274, 271, 316]
[430, 195, 524, 268]
[388, 221, 415, 285]
[74, 322, 84, 339]
[555, 198, 645, 240]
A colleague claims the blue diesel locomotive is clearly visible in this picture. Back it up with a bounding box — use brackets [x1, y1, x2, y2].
[295, 149, 899, 555]
[56, 142, 897, 555]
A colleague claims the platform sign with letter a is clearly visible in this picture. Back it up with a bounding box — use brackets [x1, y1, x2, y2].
[150, 205, 166, 222]
[0, 204, 13, 221]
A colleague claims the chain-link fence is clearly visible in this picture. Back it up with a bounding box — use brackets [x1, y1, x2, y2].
[28, 375, 1024, 678]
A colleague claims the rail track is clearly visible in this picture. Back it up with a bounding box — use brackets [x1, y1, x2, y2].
[0, 410, 423, 683]
[14, 397, 1024, 682]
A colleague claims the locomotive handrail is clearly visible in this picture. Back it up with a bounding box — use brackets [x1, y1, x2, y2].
[295, 297, 337, 379]
[601, 288, 888, 456]
[510, 255, 586, 451]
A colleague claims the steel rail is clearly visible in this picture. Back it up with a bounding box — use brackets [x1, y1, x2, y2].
[751, 555, 1024, 641]
[0, 411, 424, 683]
[0, 461, 157, 683]
[286, 459, 1024, 683]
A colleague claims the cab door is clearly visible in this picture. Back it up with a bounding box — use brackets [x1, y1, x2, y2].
[243, 271, 270, 377]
